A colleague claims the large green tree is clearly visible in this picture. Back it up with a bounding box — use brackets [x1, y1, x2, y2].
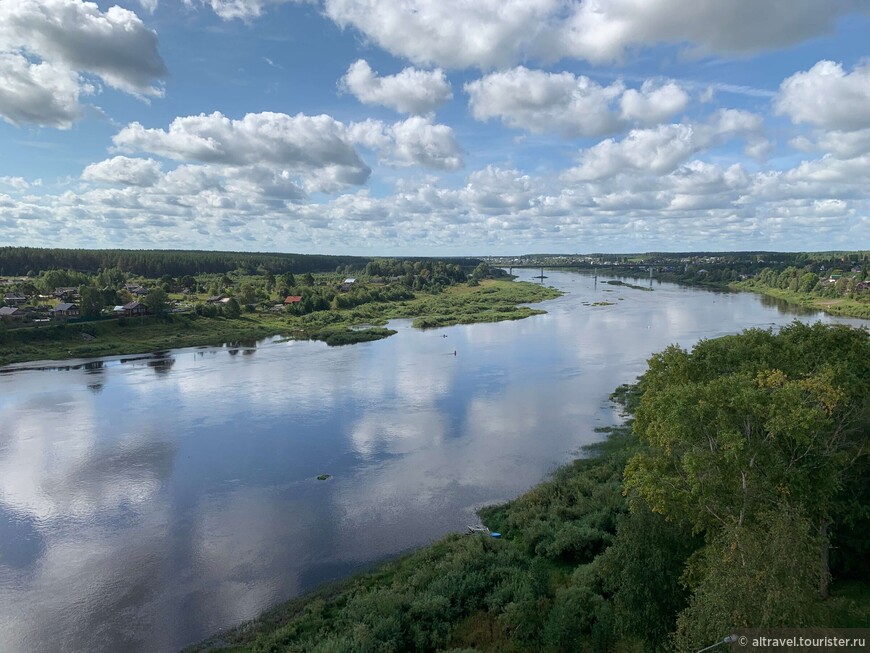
[602, 505, 700, 650]
[675, 508, 822, 652]
[624, 323, 870, 630]
[79, 285, 105, 318]
[223, 297, 241, 318]
[143, 287, 170, 317]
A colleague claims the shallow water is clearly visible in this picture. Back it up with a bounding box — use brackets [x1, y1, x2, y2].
[0, 270, 865, 652]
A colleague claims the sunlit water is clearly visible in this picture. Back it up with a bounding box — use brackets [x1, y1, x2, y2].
[0, 270, 866, 652]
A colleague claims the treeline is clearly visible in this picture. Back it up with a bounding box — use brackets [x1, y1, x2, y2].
[363, 258, 475, 284]
[283, 285, 416, 315]
[0, 247, 488, 278]
[191, 322, 870, 653]
[0, 247, 375, 277]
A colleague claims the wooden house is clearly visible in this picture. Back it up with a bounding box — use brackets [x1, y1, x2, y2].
[0, 306, 24, 320]
[3, 293, 27, 306]
[51, 303, 80, 318]
[123, 301, 147, 316]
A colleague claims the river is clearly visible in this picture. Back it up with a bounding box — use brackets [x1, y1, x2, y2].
[0, 270, 866, 652]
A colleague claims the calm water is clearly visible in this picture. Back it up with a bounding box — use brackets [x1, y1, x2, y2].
[0, 270, 866, 652]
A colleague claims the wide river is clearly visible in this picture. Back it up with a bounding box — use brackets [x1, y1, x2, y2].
[0, 270, 866, 652]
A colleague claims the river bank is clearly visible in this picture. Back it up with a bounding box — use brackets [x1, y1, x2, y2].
[0, 279, 560, 367]
[730, 280, 870, 319]
[182, 426, 637, 653]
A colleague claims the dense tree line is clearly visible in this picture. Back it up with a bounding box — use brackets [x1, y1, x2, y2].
[0, 247, 376, 277]
[191, 322, 869, 653]
[283, 285, 416, 315]
[0, 247, 487, 278]
[363, 258, 471, 285]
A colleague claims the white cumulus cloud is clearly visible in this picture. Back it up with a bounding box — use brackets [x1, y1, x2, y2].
[0, 52, 83, 128]
[108, 111, 462, 197]
[465, 67, 688, 137]
[563, 109, 763, 180]
[322, 0, 867, 69]
[0, 0, 166, 97]
[349, 117, 463, 170]
[82, 156, 163, 187]
[113, 111, 371, 189]
[619, 80, 690, 124]
[776, 61, 870, 160]
[340, 59, 452, 115]
[0, 0, 167, 128]
[776, 60, 870, 132]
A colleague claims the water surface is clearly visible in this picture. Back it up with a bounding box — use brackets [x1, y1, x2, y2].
[0, 270, 865, 652]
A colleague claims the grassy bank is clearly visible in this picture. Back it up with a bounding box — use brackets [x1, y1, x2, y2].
[0, 314, 287, 367]
[0, 280, 561, 367]
[730, 280, 870, 319]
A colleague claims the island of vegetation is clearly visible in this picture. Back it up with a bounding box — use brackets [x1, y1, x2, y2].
[488, 250, 870, 319]
[0, 248, 560, 367]
[604, 279, 653, 291]
[184, 322, 869, 652]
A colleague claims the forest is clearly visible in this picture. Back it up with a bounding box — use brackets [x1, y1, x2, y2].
[188, 321, 870, 653]
[0, 246, 485, 278]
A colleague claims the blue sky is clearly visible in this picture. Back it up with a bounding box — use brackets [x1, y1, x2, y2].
[2, 1, 870, 255]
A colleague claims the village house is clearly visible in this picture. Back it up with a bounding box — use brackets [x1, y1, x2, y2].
[51, 302, 80, 318]
[53, 287, 79, 300]
[0, 306, 24, 321]
[341, 278, 356, 291]
[122, 301, 147, 317]
[283, 295, 302, 305]
[3, 292, 27, 306]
